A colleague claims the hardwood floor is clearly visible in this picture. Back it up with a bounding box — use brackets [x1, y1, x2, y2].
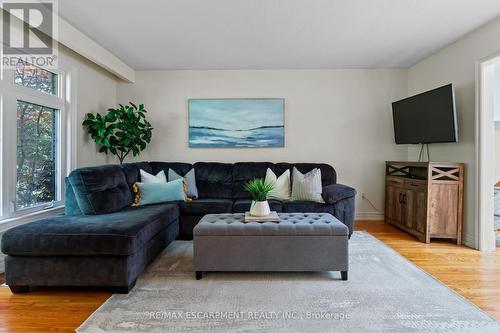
[0, 221, 498, 332]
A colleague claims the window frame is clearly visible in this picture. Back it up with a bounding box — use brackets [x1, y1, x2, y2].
[0, 62, 74, 221]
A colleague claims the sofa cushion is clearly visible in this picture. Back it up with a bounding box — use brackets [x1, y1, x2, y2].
[291, 167, 325, 203]
[232, 199, 283, 213]
[180, 198, 233, 215]
[232, 162, 276, 199]
[168, 168, 199, 199]
[276, 163, 336, 187]
[133, 179, 186, 206]
[120, 162, 153, 195]
[64, 178, 82, 216]
[1, 204, 179, 256]
[67, 165, 132, 215]
[194, 162, 233, 199]
[282, 201, 334, 214]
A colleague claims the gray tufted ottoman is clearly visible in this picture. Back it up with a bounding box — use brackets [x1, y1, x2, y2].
[193, 213, 349, 280]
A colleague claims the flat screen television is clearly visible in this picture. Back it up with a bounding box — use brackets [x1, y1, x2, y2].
[392, 84, 458, 144]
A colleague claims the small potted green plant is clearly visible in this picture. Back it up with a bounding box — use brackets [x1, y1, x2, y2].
[244, 178, 274, 216]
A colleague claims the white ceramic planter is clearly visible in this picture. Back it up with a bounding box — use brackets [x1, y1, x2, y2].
[250, 200, 271, 217]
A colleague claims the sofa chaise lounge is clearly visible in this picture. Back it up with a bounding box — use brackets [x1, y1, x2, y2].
[1, 161, 356, 293]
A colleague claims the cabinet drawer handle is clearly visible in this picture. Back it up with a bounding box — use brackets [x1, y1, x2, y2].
[399, 193, 403, 203]
[402, 194, 407, 204]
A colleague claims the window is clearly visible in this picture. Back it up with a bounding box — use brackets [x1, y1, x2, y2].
[16, 101, 58, 210]
[1, 61, 71, 220]
[15, 61, 58, 95]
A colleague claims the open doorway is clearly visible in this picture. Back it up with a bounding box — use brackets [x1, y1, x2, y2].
[476, 53, 500, 251]
[493, 63, 500, 248]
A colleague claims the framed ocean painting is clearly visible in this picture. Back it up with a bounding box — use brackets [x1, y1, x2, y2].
[188, 98, 284, 148]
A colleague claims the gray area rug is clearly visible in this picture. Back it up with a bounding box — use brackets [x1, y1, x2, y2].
[77, 232, 499, 333]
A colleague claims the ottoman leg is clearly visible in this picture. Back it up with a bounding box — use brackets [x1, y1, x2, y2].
[341, 271, 348, 281]
[195, 271, 204, 280]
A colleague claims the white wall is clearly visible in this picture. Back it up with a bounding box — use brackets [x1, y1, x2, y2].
[495, 122, 500, 182]
[408, 16, 500, 248]
[495, 64, 500, 182]
[58, 45, 120, 168]
[117, 69, 408, 218]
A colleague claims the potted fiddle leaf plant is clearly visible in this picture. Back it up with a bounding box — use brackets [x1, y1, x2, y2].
[244, 178, 274, 216]
[82, 102, 153, 164]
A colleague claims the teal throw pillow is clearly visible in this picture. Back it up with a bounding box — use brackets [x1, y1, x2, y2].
[133, 179, 186, 206]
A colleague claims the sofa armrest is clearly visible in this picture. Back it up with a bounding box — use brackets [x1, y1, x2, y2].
[322, 184, 356, 204]
[322, 184, 356, 237]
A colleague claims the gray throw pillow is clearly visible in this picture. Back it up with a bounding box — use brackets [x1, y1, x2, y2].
[168, 168, 199, 199]
[291, 167, 325, 203]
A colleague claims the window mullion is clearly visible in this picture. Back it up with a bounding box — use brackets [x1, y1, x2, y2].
[12, 86, 65, 110]
[1, 92, 18, 217]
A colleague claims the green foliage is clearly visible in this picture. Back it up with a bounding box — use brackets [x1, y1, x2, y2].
[82, 102, 153, 164]
[244, 178, 274, 202]
[16, 101, 56, 209]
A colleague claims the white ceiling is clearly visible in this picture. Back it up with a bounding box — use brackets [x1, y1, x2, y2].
[58, 0, 500, 70]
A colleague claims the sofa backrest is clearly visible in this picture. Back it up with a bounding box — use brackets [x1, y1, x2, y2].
[64, 161, 337, 215]
[66, 165, 132, 215]
[193, 162, 233, 199]
[150, 162, 193, 179]
[232, 162, 277, 199]
[231, 162, 337, 199]
[121, 162, 153, 195]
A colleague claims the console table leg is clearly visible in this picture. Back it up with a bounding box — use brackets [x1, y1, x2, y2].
[195, 271, 203, 280]
[341, 271, 348, 281]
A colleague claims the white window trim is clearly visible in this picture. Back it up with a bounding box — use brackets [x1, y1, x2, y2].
[0, 62, 76, 222]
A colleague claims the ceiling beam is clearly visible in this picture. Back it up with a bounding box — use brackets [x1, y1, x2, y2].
[1, 4, 135, 82]
[58, 16, 135, 83]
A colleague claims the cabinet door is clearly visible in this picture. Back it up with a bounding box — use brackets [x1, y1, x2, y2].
[385, 185, 403, 224]
[405, 189, 427, 233]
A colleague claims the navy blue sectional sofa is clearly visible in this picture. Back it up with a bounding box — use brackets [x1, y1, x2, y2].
[1, 161, 356, 294]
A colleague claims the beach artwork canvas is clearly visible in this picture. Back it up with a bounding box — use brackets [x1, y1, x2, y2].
[188, 99, 284, 148]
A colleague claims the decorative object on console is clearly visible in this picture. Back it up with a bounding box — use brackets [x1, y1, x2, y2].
[140, 169, 166, 183]
[168, 168, 199, 199]
[244, 211, 280, 223]
[244, 178, 274, 216]
[132, 179, 187, 206]
[82, 102, 153, 164]
[291, 167, 325, 203]
[264, 168, 291, 200]
[188, 98, 284, 148]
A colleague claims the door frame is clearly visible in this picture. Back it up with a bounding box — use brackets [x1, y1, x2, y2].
[475, 52, 498, 251]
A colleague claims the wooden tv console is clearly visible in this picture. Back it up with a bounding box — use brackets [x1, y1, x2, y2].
[384, 161, 464, 244]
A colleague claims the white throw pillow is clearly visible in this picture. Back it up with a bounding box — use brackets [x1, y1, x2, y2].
[264, 168, 291, 200]
[140, 169, 167, 183]
[291, 167, 324, 203]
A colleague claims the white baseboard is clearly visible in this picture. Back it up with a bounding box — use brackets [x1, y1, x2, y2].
[355, 211, 384, 221]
